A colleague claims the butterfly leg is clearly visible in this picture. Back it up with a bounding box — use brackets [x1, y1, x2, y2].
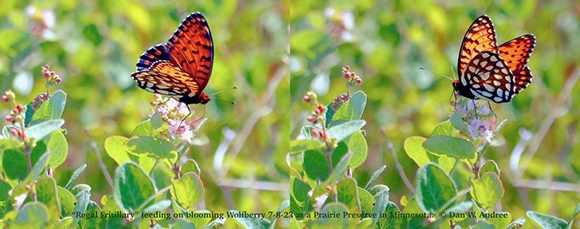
[486, 101, 497, 119]
[178, 104, 192, 128]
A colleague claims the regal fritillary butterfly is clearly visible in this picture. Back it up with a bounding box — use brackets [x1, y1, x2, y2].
[453, 15, 536, 103]
[131, 12, 214, 105]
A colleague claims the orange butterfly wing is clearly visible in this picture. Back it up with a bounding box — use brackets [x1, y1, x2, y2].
[457, 15, 498, 77]
[167, 13, 214, 92]
[499, 34, 536, 94]
[132, 61, 200, 99]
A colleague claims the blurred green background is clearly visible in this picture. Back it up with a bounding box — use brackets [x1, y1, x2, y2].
[0, 0, 289, 219]
[290, 0, 580, 225]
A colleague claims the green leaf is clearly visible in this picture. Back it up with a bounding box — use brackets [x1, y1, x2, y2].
[487, 211, 512, 229]
[114, 162, 156, 212]
[72, 190, 90, 225]
[290, 139, 323, 155]
[25, 119, 65, 140]
[0, 139, 20, 151]
[230, 210, 271, 228]
[431, 121, 454, 136]
[27, 153, 50, 183]
[16, 203, 49, 228]
[346, 130, 367, 169]
[303, 150, 330, 181]
[567, 203, 580, 226]
[80, 201, 102, 229]
[377, 201, 403, 229]
[404, 136, 436, 166]
[170, 172, 204, 209]
[126, 136, 176, 159]
[132, 120, 153, 137]
[415, 163, 457, 213]
[0, 179, 11, 217]
[36, 177, 60, 221]
[57, 187, 76, 217]
[32, 90, 67, 121]
[527, 211, 567, 229]
[3, 149, 28, 181]
[357, 187, 374, 215]
[506, 217, 526, 229]
[181, 159, 201, 176]
[364, 165, 387, 190]
[370, 185, 389, 225]
[291, 177, 311, 208]
[450, 112, 468, 133]
[65, 164, 87, 190]
[337, 178, 360, 213]
[44, 130, 68, 168]
[480, 160, 500, 177]
[326, 120, 366, 143]
[30, 141, 47, 167]
[104, 136, 131, 165]
[133, 200, 171, 224]
[331, 142, 348, 168]
[331, 91, 367, 124]
[150, 112, 163, 129]
[328, 152, 353, 183]
[423, 135, 476, 160]
[470, 172, 504, 209]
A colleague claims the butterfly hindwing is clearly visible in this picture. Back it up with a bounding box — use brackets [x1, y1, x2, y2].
[131, 61, 200, 99]
[461, 51, 515, 103]
[458, 15, 499, 77]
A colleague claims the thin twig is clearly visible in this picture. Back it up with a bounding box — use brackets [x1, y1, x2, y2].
[519, 69, 580, 177]
[84, 128, 114, 189]
[383, 132, 415, 194]
[513, 179, 580, 192]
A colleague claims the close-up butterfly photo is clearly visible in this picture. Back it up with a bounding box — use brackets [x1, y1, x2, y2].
[0, 0, 289, 228]
[1, 0, 580, 227]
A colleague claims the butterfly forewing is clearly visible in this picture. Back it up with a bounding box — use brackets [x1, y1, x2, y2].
[458, 15, 499, 77]
[167, 13, 214, 92]
[461, 51, 515, 103]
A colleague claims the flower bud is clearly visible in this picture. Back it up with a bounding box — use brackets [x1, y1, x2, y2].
[1, 95, 8, 102]
[303, 95, 310, 103]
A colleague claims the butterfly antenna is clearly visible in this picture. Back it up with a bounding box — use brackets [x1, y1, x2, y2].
[450, 66, 457, 80]
[419, 66, 454, 81]
[211, 86, 237, 96]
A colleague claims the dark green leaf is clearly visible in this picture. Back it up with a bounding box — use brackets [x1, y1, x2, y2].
[3, 149, 28, 180]
[450, 112, 468, 133]
[303, 150, 330, 181]
[114, 162, 156, 212]
[415, 163, 457, 213]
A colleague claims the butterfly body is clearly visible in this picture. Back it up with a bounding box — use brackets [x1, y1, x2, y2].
[131, 12, 214, 105]
[454, 15, 536, 103]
